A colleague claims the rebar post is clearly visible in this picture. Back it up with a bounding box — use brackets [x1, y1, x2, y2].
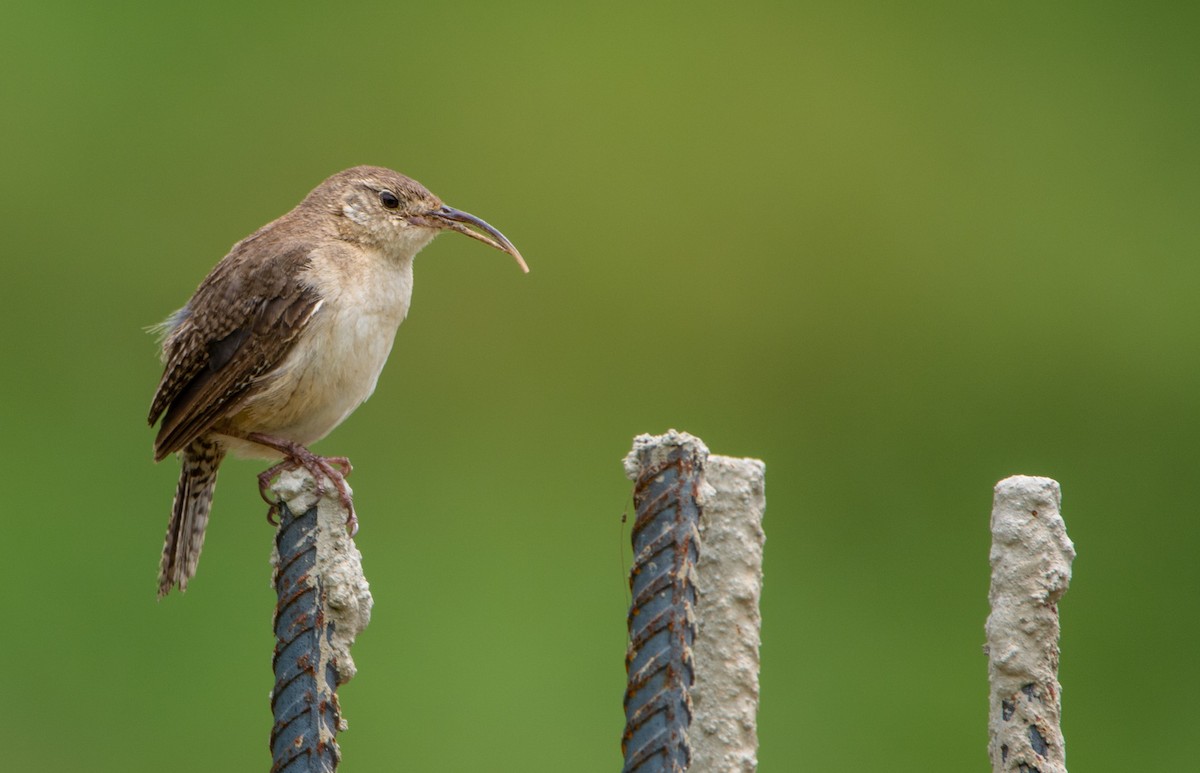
[270, 469, 373, 773]
[986, 475, 1074, 773]
[621, 431, 706, 772]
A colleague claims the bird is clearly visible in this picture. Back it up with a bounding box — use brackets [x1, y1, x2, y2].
[148, 165, 528, 598]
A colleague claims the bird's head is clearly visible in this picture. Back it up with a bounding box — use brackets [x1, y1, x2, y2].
[310, 165, 528, 272]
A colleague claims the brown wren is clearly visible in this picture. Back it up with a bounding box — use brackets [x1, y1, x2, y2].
[148, 166, 527, 597]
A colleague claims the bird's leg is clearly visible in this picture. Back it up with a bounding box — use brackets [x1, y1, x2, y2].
[245, 432, 358, 535]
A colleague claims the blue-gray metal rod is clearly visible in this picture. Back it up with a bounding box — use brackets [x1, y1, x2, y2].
[269, 469, 373, 773]
[622, 433, 706, 772]
[271, 494, 342, 773]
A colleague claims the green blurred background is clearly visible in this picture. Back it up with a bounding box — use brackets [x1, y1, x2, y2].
[2, 1, 1196, 770]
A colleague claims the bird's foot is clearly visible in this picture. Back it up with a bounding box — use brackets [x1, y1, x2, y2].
[249, 433, 358, 535]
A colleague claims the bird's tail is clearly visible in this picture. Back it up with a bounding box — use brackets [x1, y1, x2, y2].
[158, 437, 226, 598]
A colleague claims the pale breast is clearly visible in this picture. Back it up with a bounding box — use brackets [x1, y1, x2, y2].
[222, 243, 418, 454]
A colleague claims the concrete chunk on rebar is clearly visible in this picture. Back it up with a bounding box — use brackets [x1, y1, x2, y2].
[691, 454, 765, 773]
[623, 429, 710, 481]
[986, 475, 1074, 773]
[272, 468, 373, 682]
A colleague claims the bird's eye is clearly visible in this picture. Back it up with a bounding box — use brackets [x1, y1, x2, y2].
[379, 190, 400, 209]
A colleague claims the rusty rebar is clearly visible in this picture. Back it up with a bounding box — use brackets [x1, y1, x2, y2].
[269, 469, 373, 773]
[621, 432, 706, 772]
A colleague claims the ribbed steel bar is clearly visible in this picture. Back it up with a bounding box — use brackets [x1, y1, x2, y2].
[270, 497, 342, 773]
[622, 433, 706, 773]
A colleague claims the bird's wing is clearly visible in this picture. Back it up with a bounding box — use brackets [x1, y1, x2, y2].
[149, 241, 322, 460]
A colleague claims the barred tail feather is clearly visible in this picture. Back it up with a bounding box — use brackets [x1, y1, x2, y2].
[158, 437, 226, 598]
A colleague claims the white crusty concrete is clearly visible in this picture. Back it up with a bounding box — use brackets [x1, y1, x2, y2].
[272, 468, 374, 686]
[622, 428, 710, 481]
[986, 475, 1074, 773]
[691, 454, 766, 773]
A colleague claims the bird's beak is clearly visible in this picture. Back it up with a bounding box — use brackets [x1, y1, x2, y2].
[414, 205, 529, 273]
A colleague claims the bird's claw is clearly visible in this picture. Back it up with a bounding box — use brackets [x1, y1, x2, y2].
[255, 443, 357, 535]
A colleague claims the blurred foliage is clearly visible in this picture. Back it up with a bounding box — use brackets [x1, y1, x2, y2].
[1, 1, 1197, 770]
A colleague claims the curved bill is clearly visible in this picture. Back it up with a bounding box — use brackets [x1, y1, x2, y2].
[419, 205, 529, 273]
